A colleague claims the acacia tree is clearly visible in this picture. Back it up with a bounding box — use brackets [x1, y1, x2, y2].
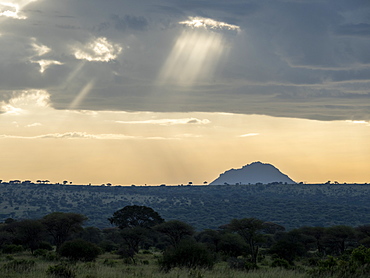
[225, 218, 265, 264]
[323, 225, 355, 255]
[154, 220, 194, 247]
[108, 205, 164, 229]
[42, 212, 87, 250]
[109, 206, 164, 260]
[15, 219, 46, 253]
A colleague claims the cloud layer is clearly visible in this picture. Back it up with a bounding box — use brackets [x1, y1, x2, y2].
[0, 0, 369, 121]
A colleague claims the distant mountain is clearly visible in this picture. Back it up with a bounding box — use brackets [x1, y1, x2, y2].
[210, 161, 296, 185]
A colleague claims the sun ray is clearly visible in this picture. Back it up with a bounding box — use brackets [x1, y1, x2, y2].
[69, 80, 95, 110]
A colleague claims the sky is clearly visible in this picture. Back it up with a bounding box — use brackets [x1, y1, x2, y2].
[0, 0, 370, 185]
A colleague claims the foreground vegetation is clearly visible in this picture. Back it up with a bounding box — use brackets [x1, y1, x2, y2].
[2, 206, 370, 277]
[0, 252, 310, 278]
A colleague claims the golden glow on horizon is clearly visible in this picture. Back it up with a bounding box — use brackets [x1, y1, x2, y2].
[0, 91, 370, 185]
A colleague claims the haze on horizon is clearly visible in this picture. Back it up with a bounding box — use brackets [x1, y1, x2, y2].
[0, 0, 369, 185]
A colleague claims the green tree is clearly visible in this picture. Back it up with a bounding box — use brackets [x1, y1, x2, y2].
[120, 226, 148, 254]
[15, 219, 45, 253]
[297, 226, 326, 254]
[77, 227, 103, 244]
[108, 205, 164, 229]
[224, 218, 265, 264]
[323, 225, 355, 255]
[217, 233, 247, 258]
[59, 239, 101, 262]
[159, 239, 214, 272]
[154, 220, 194, 247]
[269, 239, 306, 264]
[42, 212, 87, 250]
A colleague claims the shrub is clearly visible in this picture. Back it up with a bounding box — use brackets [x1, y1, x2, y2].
[2, 244, 24, 254]
[38, 241, 54, 251]
[98, 240, 118, 252]
[34, 248, 48, 257]
[58, 239, 101, 262]
[46, 263, 76, 278]
[103, 259, 118, 267]
[2, 259, 35, 273]
[271, 258, 291, 269]
[228, 257, 258, 271]
[159, 240, 214, 272]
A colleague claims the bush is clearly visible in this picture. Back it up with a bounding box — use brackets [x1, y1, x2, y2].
[38, 241, 54, 251]
[271, 258, 291, 269]
[2, 259, 35, 273]
[2, 244, 24, 254]
[98, 240, 118, 252]
[46, 263, 76, 278]
[34, 248, 48, 257]
[228, 257, 258, 271]
[159, 240, 215, 272]
[58, 239, 101, 262]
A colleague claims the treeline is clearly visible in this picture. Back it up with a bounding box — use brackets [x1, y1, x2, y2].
[2, 206, 370, 277]
[2, 183, 370, 231]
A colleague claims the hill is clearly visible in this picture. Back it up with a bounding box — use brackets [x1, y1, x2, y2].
[210, 162, 296, 185]
[1, 182, 370, 231]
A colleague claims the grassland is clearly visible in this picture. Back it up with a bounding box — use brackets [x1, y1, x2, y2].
[0, 251, 310, 278]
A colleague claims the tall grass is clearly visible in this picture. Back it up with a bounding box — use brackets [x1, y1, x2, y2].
[0, 251, 310, 278]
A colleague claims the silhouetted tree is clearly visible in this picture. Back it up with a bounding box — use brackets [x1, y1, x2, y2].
[224, 218, 265, 264]
[323, 225, 356, 255]
[42, 212, 87, 250]
[108, 205, 164, 229]
[15, 219, 45, 253]
[120, 226, 148, 254]
[159, 239, 215, 272]
[297, 226, 326, 254]
[154, 220, 194, 247]
[59, 239, 101, 262]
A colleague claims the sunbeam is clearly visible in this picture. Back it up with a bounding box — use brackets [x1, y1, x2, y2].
[158, 16, 240, 87]
[158, 29, 225, 86]
[69, 80, 95, 110]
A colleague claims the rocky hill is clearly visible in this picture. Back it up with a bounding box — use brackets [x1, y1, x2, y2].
[210, 162, 296, 185]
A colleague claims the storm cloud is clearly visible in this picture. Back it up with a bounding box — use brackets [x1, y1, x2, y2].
[0, 0, 369, 121]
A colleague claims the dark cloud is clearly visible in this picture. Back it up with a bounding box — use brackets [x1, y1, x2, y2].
[111, 14, 149, 31]
[336, 24, 370, 37]
[0, 0, 370, 121]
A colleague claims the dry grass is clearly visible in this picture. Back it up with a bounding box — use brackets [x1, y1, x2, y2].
[0, 252, 310, 278]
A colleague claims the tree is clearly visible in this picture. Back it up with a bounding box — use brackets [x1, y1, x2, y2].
[154, 220, 194, 247]
[217, 233, 247, 258]
[159, 239, 214, 272]
[119, 227, 148, 255]
[224, 218, 265, 264]
[262, 222, 286, 235]
[15, 219, 45, 253]
[77, 227, 103, 244]
[323, 225, 355, 255]
[42, 212, 87, 250]
[108, 205, 164, 229]
[297, 226, 326, 254]
[59, 239, 101, 262]
[269, 231, 306, 264]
